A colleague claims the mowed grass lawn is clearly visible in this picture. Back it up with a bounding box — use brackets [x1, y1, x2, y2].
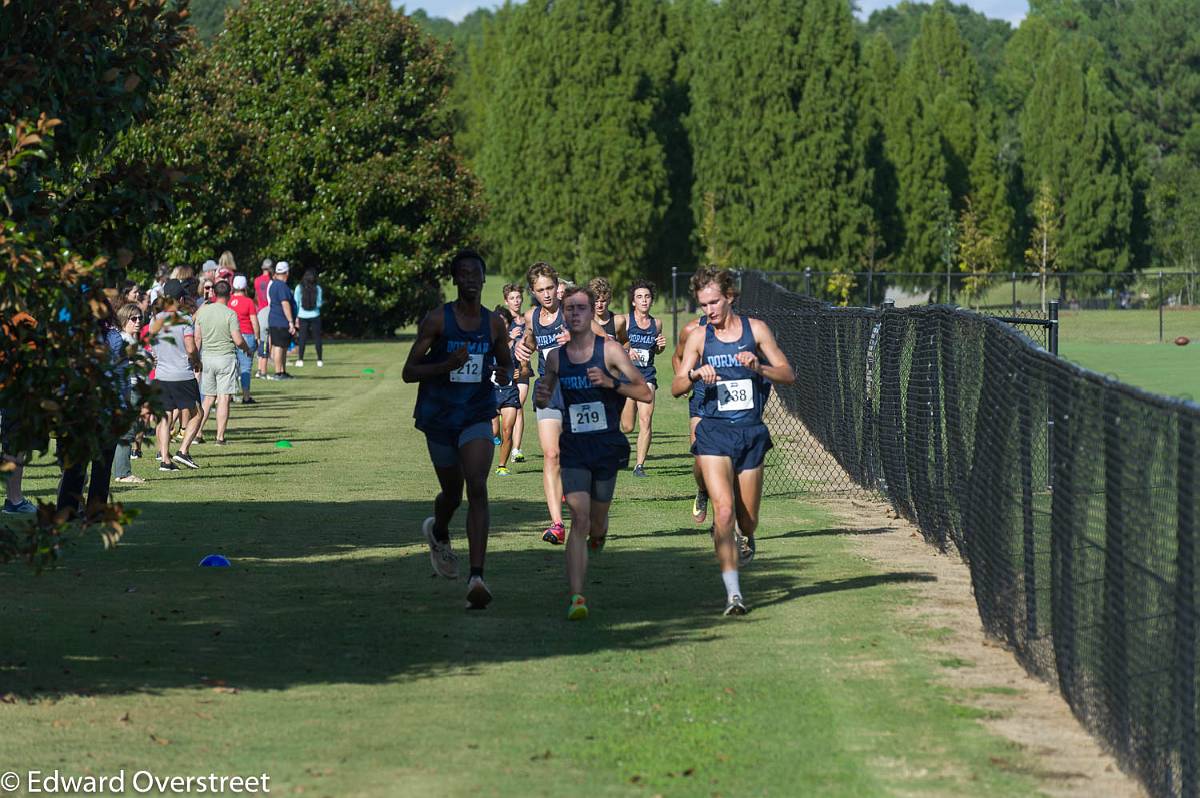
[1055, 309, 1200, 398]
[0, 342, 1047, 797]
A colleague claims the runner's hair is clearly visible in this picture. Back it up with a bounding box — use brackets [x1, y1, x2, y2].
[502, 282, 523, 299]
[587, 277, 612, 302]
[561, 284, 596, 308]
[526, 261, 558, 289]
[628, 278, 656, 305]
[689, 266, 738, 299]
[448, 249, 486, 277]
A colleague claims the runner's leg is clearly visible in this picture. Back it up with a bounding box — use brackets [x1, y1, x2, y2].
[537, 417, 564, 526]
[698, 455, 738, 572]
[514, 383, 528, 451]
[430, 463, 464, 541]
[498, 406, 518, 468]
[734, 466, 764, 540]
[564, 490, 591, 596]
[635, 393, 654, 466]
[619, 396, 636, 434]
[458, 437, 492, 572]
[690, 416, 707, 523]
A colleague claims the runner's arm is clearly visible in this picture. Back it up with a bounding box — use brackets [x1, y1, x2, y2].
[401, 311, 463, 382]
[513, 308, 536, 362]
[653, 318, 667, 353]
[601, 339, 653, 403]
[671, 320, 696, 372]
[491, 314, 513, 386]
[671, 327, 710, 397]
[748, 319, 795, 385]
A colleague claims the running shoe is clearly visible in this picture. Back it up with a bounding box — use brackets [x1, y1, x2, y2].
[588, 536, 606, 554]
[692, 489, 709, 524]
[193, 435, 206, 445]
[567, 594, 588, 621]
[255, 372, 266, 379]
[512, 449, 525, 463]
[317, 360, 323, 368]
[492, 435, 502, 445]
[158, 461, 180, 472]
[495, 466, 511, 476]
[172, 451, 199, 469]
[466, 576, 492, 610]
[724, 595, 748, 616]
[2, 498, 36, 514]
[215, 439, 228, 446]
[130, 448, 141, 460]
[295, 359, 304, 368]
[278, 372, 296, 380]
[114, 475, 146, 484]
[422, 517, 459, 579]
[632, 463, 648, 478]
[243, 397, 257, 405]
[154, 452, 163, 462]
[737, 531, 755, 567]
[542, 521, 566, 545]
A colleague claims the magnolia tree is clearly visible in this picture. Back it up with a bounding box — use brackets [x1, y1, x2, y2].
[132, 0, 482, 335]
[0, 0, 190, 566]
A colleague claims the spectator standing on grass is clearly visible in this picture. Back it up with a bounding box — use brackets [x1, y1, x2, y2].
[218, 251, 237, 282]
[254, 259, 273, 311]
[228, 275, 260, 403]
[112, 303, 148, 485]
[150, 279, 202, 471]
[0, 312, 42, 515]
[194, 281, 255, 445]
[253, 259, 274, 378]
[267, 261, 297, 380]
[294, 268, 324, 368]
[56, 301, 124, 518]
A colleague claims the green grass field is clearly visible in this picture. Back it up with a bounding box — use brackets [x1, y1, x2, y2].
[1053, 309, 1200, 399]
[0, 342, 1052, 797]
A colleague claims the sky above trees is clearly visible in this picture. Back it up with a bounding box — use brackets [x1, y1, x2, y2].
[397, 0, 1029, 25]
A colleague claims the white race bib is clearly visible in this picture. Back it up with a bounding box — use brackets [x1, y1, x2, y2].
[569, 401, 607, 433]
[717, 379, 754, 412]
[631, 348, 650, 367]
[450, 353, 483, 383]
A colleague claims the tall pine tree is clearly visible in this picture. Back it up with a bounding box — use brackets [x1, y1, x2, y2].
[689, 0, 872, 274]
[1019, 35, 1136, 271]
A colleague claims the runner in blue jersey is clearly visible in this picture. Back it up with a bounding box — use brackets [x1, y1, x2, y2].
[619, 279, 667, 478]
[588, 277, 626, 341]
[673, 312, 709, 522]
[501, 283, 531, 464]
[671, 267, 794, 616]
[493, 302, 531, 476]
[514, 262, 571, 544]
[534, 284, 652, 621]
[403, 251, 514, 610]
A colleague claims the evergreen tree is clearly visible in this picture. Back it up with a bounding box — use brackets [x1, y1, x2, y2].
[1019, 36, 1135, 271]
[689, 0, 872, 274]
[475, 0, 675, 288]
[860, 33, 902, 267]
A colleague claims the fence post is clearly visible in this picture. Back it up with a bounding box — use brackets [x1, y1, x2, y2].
[1102, 390, 1130, 750]
[1020, 375, 1038, 647]
[804, 267, 812, 297]
[867, 269, 874, 308]
[1177, 416, 1198, 797]
[671, 266, 678, 346]
[1160, 271, 1165, 343]
[1048, 300, 1059, 357]
[1012, 271, 1017, 314]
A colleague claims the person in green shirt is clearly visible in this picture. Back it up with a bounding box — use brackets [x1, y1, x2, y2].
[194, 281, 255, 445]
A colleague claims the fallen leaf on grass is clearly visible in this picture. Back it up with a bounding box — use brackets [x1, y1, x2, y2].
[194, 712, 213, 720]
[529, 750, 552, 761]
[149, 734, 170, 746]
[1, 693, 17, 704]
[211, 687, 238, 695]
[119, 712, 131, 724]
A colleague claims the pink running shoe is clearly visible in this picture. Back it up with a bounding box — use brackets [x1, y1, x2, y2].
[542, 521, 566, 545]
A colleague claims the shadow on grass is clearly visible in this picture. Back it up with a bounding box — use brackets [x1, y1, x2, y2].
[0, 499, 934, 698]
[766, 527, 895, 540]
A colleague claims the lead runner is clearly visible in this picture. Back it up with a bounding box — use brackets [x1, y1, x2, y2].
[535, 284, 651, 620]
[671, 267, 794, 615]
[403, 251, 514, 609]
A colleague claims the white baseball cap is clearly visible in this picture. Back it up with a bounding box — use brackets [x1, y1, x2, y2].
[275, 261, 290, 274]
[232, 275, 248, 290]
[202, 259, 218, 272]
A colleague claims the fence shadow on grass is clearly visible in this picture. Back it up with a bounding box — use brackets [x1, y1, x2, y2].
[0, 499, 934, 698]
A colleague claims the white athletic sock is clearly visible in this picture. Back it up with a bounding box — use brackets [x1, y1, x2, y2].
[722, 570, 741, 601]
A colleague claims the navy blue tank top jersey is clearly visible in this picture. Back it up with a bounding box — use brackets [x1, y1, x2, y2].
[626, 313, 658, 383]
[559, 337, 625, 439]
[532, 305, 564, 377]
[695, 315, 767, 426]
[599, 314, 616, 339]
[688, 315, 709, 417]
[413, 303, 497, 432]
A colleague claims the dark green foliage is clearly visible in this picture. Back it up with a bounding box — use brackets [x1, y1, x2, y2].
[473, 0, 676, 288]
[1018, 35, 1136, 271]
[1, 0, 190, 563]
[186, 0, 238, 40]
[131, 0, 482, 335]
[689, 0, 872, 273]
[862, 0, 1013, 105]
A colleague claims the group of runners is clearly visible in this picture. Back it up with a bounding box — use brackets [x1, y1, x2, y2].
[403, 252, 794, 619]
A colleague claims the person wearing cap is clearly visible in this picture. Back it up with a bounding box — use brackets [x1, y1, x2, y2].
[202, 259, 218, 277]
[267, 261, 297, 379]
[149, 278, 203, 471]
[227, 275, 260, 404]
[254, 259, 273, 312]
[194, 281, 255, 444]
